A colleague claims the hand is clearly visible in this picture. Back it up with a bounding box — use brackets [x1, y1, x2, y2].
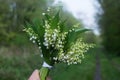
[28, 69, 51, 80]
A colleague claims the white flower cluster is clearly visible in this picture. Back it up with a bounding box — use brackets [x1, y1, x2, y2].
[55, 32, 68, 49]
[43, 22, 67, 49]
[42, 19, 68, 49]
[23, 28, 41, 48]
[57, 39, 94, 65]
[43, 28, 59, 49]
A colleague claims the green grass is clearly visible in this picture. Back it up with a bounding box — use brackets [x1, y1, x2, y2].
[0, 47, 42, 80]
[99, 52, 120, 80]
[0, 47, 120, 80]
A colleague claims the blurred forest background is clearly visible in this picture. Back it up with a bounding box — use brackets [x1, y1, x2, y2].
[0, 0, 120, 80]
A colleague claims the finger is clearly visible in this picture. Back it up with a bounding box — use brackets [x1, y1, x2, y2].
[28, 70, 40, 80]
[46, 76, 51, 80]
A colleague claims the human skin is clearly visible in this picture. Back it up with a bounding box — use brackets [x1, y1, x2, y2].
[28, 69, 51, 80]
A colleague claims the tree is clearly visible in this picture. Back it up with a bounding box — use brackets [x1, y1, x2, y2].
[0, 0, 48, 45]
[98, 0, 120, 55]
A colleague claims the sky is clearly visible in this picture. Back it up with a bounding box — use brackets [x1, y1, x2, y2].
[53, 0, 101, 35]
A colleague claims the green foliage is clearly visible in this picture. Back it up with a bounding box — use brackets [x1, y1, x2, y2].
[83, 32, 96, 44]
[98, 0, 120, 55]
[0, 0, 48, 45]
[0, 47, 42, 80]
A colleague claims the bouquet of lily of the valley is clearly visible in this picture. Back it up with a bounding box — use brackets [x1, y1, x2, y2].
[24, 7, 94, 80]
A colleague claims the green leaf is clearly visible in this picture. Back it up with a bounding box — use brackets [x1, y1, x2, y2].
[59, 19, 68, 32]
[32, 19, 45, 39]
[64, 28, 90, 49]
[75, 28, 90, 34]
[50, 11, 60, 29]
[44, 14, 51, 23]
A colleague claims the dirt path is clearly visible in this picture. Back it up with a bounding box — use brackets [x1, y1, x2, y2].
[94, 51, 101, 80]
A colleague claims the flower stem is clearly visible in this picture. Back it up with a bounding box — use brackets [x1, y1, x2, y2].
[39, 67, 50, 80]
